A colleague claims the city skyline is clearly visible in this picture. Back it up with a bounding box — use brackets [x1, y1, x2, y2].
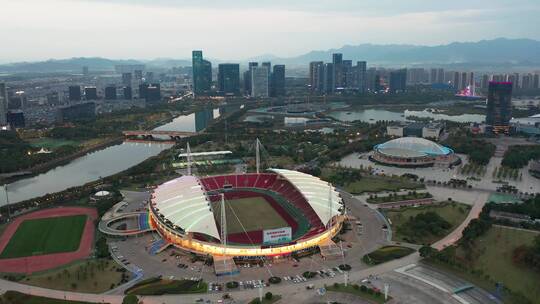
[1, 0, 539, 62]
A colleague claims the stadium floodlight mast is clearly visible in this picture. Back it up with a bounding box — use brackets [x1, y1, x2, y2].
[220, 193, 228, 272]
[255, 138, 261, 174]
[186, 142, 192, 176]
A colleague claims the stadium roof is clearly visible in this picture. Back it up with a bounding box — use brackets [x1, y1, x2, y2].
[152, 175, 220, 240]
[269, 168, 343, 226]
[375, 137, 452, 158]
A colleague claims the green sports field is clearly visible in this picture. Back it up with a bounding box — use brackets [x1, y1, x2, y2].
[0, 215, 87, 259]
[213, 197, 288, 234]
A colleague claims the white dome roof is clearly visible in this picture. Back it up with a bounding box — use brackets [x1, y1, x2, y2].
[375, 137, 452, 157]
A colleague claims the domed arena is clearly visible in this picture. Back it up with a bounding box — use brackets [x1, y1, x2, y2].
[371, 137, 460, 167]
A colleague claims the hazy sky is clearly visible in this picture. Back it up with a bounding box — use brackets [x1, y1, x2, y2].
[1, 0, 539, 62]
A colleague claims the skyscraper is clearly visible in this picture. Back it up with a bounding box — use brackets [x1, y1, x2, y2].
[84, 87, 98, 100]
[192, 50, 212, 96]
[486, 82, 513, 134]
[323, 63, 335, 94]
[218, 64, 240, 96]
[68, 85, 81, 101]
[389, 69, 407, 93]
[123, 86, 132, 100]
[309, 61, 324, 93]
[0, 83, 8, 125]
[355, 61, 367, 93]
[251, 66, 269, 98]
[244, 62, 258, 95]
[332, 53, 343, 88]
[271, 65, 286, 97]
[122, 73, 132, 87]
[105, 86, 117, 100]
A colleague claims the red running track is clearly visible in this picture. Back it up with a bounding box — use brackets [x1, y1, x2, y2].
[0, 207, 97, 274]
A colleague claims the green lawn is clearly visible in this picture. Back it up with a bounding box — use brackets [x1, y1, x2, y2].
[363, 246, 415, 265]
[0, 215, 87, 258]
[24, 259, 127, 293]
[367, 192, 432, 204]
[386, 202, 470, 244]
[345, 176, 424, 194]
[213, 197, 288, 234]
[326, 283, 388, 303]
[126, 279, 207, 295]
[28, 138, 80, 149]
[461, 226, 540, 302]
[0, 291, 104, 304]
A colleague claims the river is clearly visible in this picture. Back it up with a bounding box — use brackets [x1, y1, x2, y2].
[328, 109, 485, 123]
[1, 106, 237, 205]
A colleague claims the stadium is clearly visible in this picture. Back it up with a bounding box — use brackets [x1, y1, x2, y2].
[148, 168, 346, 262]
[370, 137, 460, 167]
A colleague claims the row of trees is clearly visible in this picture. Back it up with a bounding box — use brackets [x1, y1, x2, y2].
[502, 145, 540, 169]
[443, 133, 495, 165]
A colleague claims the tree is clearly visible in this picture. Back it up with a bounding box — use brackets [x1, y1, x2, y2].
[265, 292, 273, 300]
[122, 294, 139, 304]
[419, 245, 437, 258]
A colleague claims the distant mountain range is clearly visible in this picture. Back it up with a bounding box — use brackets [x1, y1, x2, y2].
[1, 38, 540, 73]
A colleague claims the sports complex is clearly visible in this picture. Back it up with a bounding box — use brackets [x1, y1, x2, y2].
[370, 137, 460, 168]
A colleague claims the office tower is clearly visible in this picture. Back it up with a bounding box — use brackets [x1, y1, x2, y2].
[323, 63, 335, 94]
[0, 83, 8, 125]
[244, 62, 258, 94]
[134, 70, 143, 81]
[486, 82, 513, 134]
[139, 83, 161, 103]
[122, 73, 132, 87]
[430, 68, 438, 84]
[436, 68, 445, 84]
[469, 72, 474, 86]
[521, 74, 532, 89]
[218, 63, 240, 96]
[105, 86, 117, 100]
[332, 53, 343, 88]
[271, 65, 285, 97]
[82, 66, 89, 76]
[481, 74, 490, 89]
[453, 72, 461, 90]
[192, 50, 212, 96]
[251, 66, 269, 98]
[84, 87, 98, 100]
[534, 74, 540, 89]
[389, 69, 407, 93]
[341, 60, 353, 88]
[123, 86, 132, 100]
[355, 61, 367, 93]
[461, 72, 468, 91]
[68, 85, 81, 101]
[262, 62, 271, 93]
[309, 61, 324, 93]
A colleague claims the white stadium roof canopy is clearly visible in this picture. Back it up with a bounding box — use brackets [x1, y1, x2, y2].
[152, 175, 220, 240]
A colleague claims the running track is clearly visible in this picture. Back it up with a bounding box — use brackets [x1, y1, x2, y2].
[0, 207, 97, 273]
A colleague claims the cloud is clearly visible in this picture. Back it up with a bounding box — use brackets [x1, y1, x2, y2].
[0, 0, 538, 61]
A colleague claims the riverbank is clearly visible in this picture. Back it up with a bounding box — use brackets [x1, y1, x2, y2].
[0, 136, 123, 185]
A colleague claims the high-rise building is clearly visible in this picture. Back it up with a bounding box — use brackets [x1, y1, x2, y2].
[192, 50, 212, 96]
[139, 83, 161, 103]
[355, 61, 367, 93]
[134, 70, 143, 81]
[217, 64, 240, 96]
[251, 66, 269, 98]
[332, 53, 343, 88]
[122, 73, 132, 87]
[82, 66, 89, 76]
[309, 61, 324, 93]
[389, 69, 407, 93]
[123, 86, 132, 100]
[481, 74, 490, 89]
[84, 87, 98, 100]
[436, 68, 445, 84]
[430, 68, 438, 84]
[0, 83, 8, 125]
[486, 82, 513, 134]
[534, 74, 540, 89]
[68, 86, 81, 101]
[271, 65, 285, 97]
[105, 86, 117, 100]
[453, 72, 461, 90]
[244, 62, 258, 94]
[461, 72, 468, 91]
[323, 63, 335, 94]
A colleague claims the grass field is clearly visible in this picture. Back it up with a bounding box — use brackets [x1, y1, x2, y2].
[213, 197, 288, 234]
[23, 259, 127, 293]
[344, 175, 424, 194]
[362, 246, 415, 265]
[386, 202, 470, 244]
[459, 226, 540, 302]
[0, 215, 87, 259]
[0, 291, 103, 304]
[126, 278, 207, 295]
[28, 138, 80, 149]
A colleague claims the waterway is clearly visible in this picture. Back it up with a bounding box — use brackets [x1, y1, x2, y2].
[1, 105, 241, 205]
[328, 109, 485, 123]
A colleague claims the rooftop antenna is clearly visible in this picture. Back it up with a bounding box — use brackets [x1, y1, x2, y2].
[255, 138, 261, 174]
[186, 142, 192, 176]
